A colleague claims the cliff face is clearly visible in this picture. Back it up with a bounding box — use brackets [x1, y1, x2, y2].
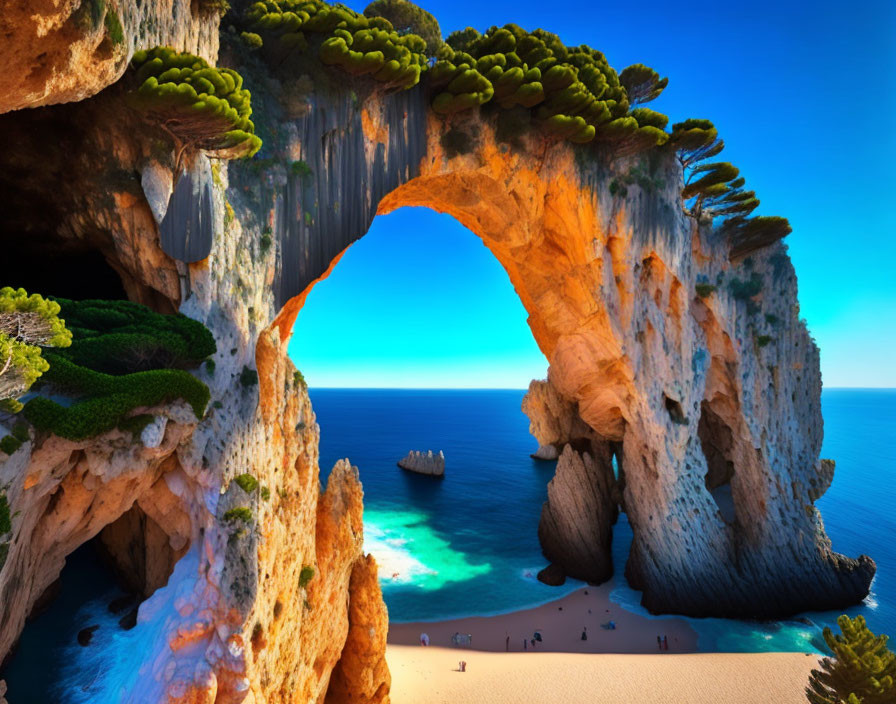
[234, 68, 872, 619]
[0, 5, 875, 704]
[0, 0, 219, 114]
[0, 24, 388, 704]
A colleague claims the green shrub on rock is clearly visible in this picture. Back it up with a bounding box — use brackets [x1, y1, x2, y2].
[128, 47, 262, 164]
[299, 564, 315, 588]
[234, 473, 259, 493]
[21, 299, 214, 442]
[223, 507, 253, 524]
[0, 493, 10, 534]
[241, 31, 264, 49]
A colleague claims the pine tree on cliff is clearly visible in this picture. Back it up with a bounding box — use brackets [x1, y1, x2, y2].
[670, 118, 724, 168]
[807, 615, 896, 704]
[0, 287, 71, 411]
[127, 47, 262, 174]
[363, 0, 443, 54]
[619, 63, 668, 105]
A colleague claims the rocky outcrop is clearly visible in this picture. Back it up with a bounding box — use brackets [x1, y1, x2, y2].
[0, 34, 390, 703]
[523, 376, 600, 460]
[324, 554, 390, 704]
[397, 450, 445, 478]
[0, 0, 219, 114]
[0, 401, 198, 660]
[538, 444, 617, 585]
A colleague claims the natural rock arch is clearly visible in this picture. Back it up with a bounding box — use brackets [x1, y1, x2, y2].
[252, 92, 873, 620]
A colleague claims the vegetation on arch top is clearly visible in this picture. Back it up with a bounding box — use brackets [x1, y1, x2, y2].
[18, 299, 215, 442]
[235, 0, 787, 256]
[431, 26, 668, 148]
[242, 0, 429, 90]
[128, 47, 262, 163]
[236, 0, 668, 148]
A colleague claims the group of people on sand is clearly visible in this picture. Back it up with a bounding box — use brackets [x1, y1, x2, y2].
[417, 591, 676, 657]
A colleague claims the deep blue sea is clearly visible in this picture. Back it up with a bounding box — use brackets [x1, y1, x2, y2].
[312, 387, 896, 652]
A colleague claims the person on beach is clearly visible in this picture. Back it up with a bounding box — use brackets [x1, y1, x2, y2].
[420, 633, 430, 646]
[581, 627, 587, 641]
[662, 635, 668, 651]
[505, 635, 509, 651]
[657, 635, 662, 650]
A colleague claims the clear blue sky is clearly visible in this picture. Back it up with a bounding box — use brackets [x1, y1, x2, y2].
[290, 0, 896, 389]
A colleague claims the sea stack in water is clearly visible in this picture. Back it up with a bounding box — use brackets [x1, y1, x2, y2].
[398, 450, 445, 478]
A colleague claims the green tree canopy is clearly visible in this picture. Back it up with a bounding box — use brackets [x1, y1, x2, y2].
[670, 118, 724, 168]
[807, 615, 896, 704]
[363, 0, 442, 55]
[0, 288, 71, 408]
[242, 0, 427, 90]
[430, 23, 668, 149]
[619, 63, 668, 105]
[682, 161, 739, 201]
[727, 215, 792, 259]
[128, 47, 262, 171]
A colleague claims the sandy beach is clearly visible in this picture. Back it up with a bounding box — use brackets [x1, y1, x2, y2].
[387, 646, 818, 704]
[388, 581, 698, 653]
[387, 583, 818, 703]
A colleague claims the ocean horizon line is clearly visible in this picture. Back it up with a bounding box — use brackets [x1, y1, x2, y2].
[307, 385, 896, 391]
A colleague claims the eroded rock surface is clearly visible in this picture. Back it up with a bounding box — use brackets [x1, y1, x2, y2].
[523, 376, 599, 460]
[538, 444, 617, 585]
[0, 0, 219, 114]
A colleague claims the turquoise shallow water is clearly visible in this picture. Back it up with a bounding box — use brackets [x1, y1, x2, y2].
[314, 389, 583, 620]
[313, 387, 896, 652]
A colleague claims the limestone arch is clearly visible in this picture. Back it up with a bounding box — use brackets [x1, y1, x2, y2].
[256, 117, 683, 614]
[250, 94, 873, 621]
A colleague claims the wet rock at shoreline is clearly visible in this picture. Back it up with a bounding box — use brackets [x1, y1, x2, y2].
[537, 563, 566, 586]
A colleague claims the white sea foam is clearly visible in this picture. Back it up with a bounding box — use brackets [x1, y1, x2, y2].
[363, 509, 491, 591]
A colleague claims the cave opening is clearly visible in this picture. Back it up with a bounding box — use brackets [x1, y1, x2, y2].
[0, 503, 186, 702]
[664, 394, 687, 425]
[0, 98, 133, 303]
[698, 400, 737, 524]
